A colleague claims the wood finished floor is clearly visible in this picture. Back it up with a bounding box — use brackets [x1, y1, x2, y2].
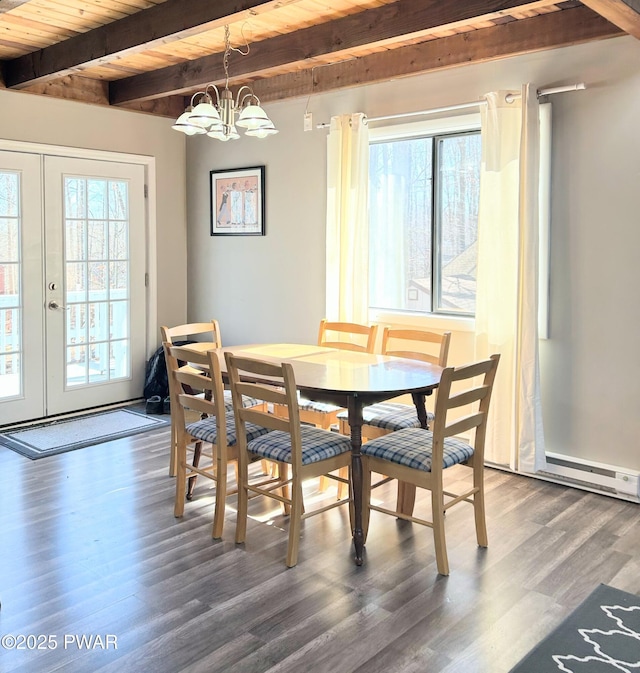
[1, 426, 639, 673]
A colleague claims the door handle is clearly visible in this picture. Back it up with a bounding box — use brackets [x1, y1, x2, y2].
[48, 300, 68, 311]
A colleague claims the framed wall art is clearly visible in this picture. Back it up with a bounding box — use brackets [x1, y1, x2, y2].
[210, 165, 265, 236]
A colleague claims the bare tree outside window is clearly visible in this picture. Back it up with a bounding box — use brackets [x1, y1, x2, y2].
[0, 171, 21, 394]
[369, 130, 480, 316]
[64, 177, 131, 385]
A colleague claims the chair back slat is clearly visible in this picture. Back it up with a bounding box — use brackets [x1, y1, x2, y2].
[168, 344, 212, 365]
[241, 407, 291, 433]
[321, 340, 370, 353]
[176, 393, 214, 417]
[382, 328, 451, 366]
[173, 368, 211, 392]
[318, 319, 378, 353]
[447, 385, 490, 410]
[449, 358, 495, 381]
[161, 320, 222, 347]
[444, 412, 484, 438]
[235, 380, 288, 406]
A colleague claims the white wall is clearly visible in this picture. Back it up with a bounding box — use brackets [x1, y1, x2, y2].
[186, 100, 329, 346]
[0, 88, 188, 347]
[186, 35, 640, 471]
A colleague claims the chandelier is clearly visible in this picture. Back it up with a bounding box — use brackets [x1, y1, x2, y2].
[171, 26, 277, 141]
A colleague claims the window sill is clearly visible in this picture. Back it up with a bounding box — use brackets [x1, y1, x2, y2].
[369, 309, 475, 333]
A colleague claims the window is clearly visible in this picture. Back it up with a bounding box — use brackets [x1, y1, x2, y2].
[369, 127, 481, 316]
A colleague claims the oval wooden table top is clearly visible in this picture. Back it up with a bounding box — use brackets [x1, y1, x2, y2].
[208, 343, 443, 397]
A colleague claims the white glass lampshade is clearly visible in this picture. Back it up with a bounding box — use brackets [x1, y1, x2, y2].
[188, 101, 221, 128]
[236, 104, 272, 130]
[206, 130, 226, 140]
[205, 118, 224, 135]
[172, 111, 206, 135]
[208, 126, 240, 141]
[245, 122, 278, 138]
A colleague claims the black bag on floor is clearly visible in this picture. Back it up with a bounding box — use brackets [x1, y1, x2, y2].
[143, 340, 193, 399]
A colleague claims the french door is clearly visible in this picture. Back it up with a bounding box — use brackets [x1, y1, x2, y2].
[0, 151, 147, 424]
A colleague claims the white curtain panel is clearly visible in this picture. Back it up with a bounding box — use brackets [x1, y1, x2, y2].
[517, 84, 547, 474]
[325, 113, 369, 323]
[475, 86, 546, 472]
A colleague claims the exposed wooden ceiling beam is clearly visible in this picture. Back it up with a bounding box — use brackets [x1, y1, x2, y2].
[110, 0, 562, 105]
[18, 73, 185, 118]
[580, 0, 640, 38]
[245, 5, 624, 103]
[3, 0, 303, 89]
[20, 74, 108, 105]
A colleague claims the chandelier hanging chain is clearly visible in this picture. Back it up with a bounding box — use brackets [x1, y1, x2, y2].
[223, 24, 250, 92]
[223, 26, 231, 91]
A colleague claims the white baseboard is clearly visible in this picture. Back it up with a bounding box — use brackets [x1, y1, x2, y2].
[539, 452, 639, 501]
[486, 453, 640, 503]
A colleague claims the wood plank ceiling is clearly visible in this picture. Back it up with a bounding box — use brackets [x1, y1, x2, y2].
[0, 0, 638, 119]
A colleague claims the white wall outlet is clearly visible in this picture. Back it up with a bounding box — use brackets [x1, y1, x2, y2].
[304, 112, 313, 132]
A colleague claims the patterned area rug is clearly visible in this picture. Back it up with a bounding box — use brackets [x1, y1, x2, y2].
[510, 584, 640, 672]
[0, 407, 169, 460]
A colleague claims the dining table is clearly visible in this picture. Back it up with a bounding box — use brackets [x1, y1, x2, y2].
[188, 342, 443, 566]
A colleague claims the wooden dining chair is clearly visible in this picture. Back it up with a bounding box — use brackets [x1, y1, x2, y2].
[161, 321, 222, 477]
[360, 354, 500, 575]
[338, 328, 451, 440]
[165, 343, 284, 539]
[225, 352, 353, 567]
[161, 320, 265, 481]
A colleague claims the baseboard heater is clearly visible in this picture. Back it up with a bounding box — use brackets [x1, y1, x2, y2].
[537, 452, 640, 503]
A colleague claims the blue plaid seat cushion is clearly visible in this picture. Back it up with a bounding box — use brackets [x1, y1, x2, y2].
[246, 425, 351, 465]
[222, 390, 264, 413]
[186, 411, 270, 446]
[337, 402, 434, 431]
[361, 428, 473, 471]
[297, 394, 343, 414]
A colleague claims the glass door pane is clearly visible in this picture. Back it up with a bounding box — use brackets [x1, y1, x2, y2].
[0, 171, 21, 401]
[0, 151, 44, 424]
[63, 177, 132, 387]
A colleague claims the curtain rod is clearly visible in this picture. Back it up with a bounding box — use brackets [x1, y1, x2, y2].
[316, 83, 585, 129]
